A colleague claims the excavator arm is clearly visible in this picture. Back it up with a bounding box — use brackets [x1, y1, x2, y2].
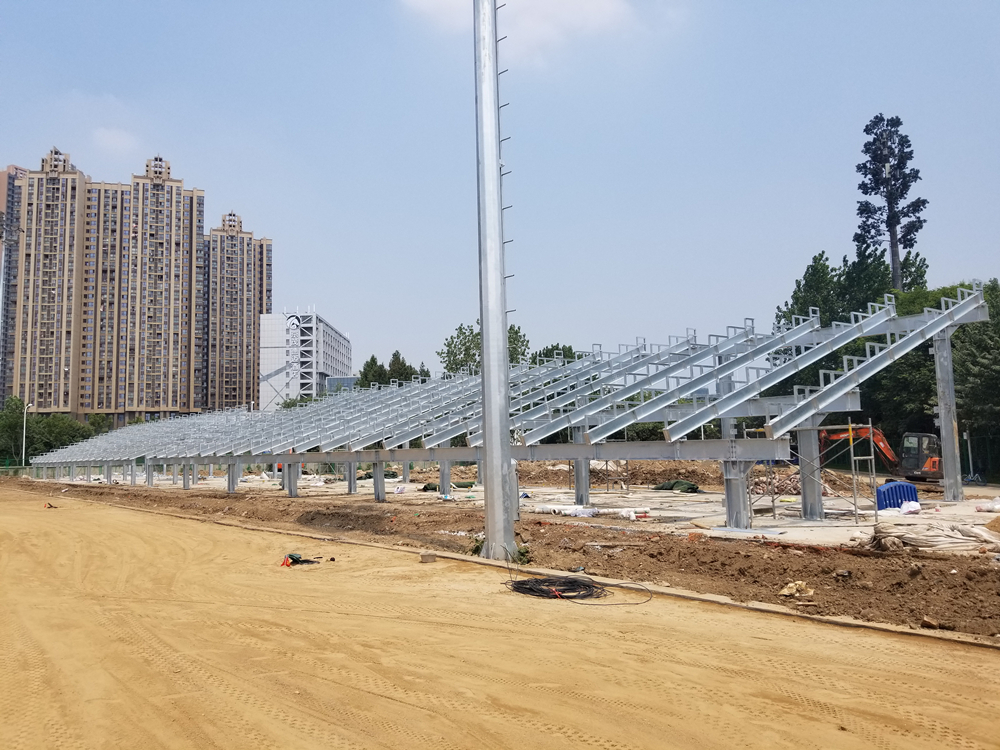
[819, 427, 899, 468]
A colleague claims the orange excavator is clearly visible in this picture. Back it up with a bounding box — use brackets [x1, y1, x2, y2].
[819, 427, 942, 482]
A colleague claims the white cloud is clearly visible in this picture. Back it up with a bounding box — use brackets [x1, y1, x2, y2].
[401, 0, 643, 64]
[92, 126, 140, 156]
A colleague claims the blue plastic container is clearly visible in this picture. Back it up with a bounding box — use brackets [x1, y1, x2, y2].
[876, 481, 918, 510]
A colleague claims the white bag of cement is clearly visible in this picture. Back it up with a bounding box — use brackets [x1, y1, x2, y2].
[900, 500, 922, 515]
[976, 498, 1000, 512]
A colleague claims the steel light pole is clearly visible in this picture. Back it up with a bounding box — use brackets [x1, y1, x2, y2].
[22, 402, 32, 467]
[474, 0, 516, 559]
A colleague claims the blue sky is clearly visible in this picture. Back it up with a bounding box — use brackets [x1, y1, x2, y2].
[2, 0, 997, 372]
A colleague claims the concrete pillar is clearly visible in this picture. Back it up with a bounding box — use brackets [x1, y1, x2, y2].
[347, 462, 357, 494]
[182, 463, 191, 490]
[797, 417, 824, 521]
[286, 461, 299, 498]
[934, 329, 964, 503]
[172, 463, 178, 485]
[227, 462, 238, 494]
[373, 461, 387, 502]
[402, 461, 410, 483]
[438, 460, 451, 495]
[146, 463, 154, 487]
[573, 427, 590, 506]
[722, 460, 754, 529]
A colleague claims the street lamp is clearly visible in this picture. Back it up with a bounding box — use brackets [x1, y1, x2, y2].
[22, 402, 32, 467]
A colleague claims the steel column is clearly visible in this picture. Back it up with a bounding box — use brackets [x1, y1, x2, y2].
[287, 461, 299, 498]
[172, 464, 177, 484]
[104, 462, 111, 484]
[85, 465, 91, 482]
[373, 462, 386, 502]
[146, 463, 154, 487]
[439, 460, 451, 496]
[934, 329, 964, 503]
[227, 463, 238, 494]
[474, 0, 516, 560]
[573, 427, 589, 506]
[722, 460, 754, 529]
[347, 462, 357, 494]
[797, 417, 824, 520]
[182, 463, 191, 490]
[402, 461, 410, 483]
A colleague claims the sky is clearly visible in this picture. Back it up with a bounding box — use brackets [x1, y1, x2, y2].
[2, 0, 998, 373]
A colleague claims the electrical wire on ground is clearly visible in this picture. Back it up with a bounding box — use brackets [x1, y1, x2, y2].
[503, 573, 652, 606]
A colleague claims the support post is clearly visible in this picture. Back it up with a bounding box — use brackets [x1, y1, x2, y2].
[402, 461, 410, 483]
[934, 329, 964, 503]
[477, 461, 483, 485]
[573, 426, 590, 506]
[172, 463, 177, 485]
[347, 462, 357, 494]
[146, 463, 154, 487]
[129, 462, 136, 486]
[722, 460, 754, 529]
[208, 463, 214, 479]
[69, 463, 76, 481]
[104, 462, 111, 484]
[182, 463, 191, 490]
[227, 463, 238, 494]
[439, 460, 451, 496]
[286, 461, 299, 498]
[797, 417, 824, 521]
[373, 461, 387, 502]
[191, 463, 199, 485]
[474, 0, 515, 560]
[85, 465, 91, 482]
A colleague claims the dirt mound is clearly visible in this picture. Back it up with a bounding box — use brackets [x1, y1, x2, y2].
[986, 516, 1000, 534]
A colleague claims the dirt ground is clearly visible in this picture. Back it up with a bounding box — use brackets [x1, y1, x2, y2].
[17, 475, 1000, 639]
[2, 487, 1000, 749]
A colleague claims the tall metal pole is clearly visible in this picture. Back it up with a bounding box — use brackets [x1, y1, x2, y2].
[21, 402, 31, 466]
[474, 0, 515, 559]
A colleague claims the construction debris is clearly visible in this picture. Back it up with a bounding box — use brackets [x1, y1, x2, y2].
[778, 581, 814, 597]
[863, 523, 1000, 553]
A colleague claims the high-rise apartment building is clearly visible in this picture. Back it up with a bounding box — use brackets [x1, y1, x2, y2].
[201, 213, 272, 411]
[259, 309, 351, 411]
[1, 148, 270, 423]
[0, 164, 28, 404]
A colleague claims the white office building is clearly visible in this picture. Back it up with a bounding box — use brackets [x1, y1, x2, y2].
[259, 309, 351, 411]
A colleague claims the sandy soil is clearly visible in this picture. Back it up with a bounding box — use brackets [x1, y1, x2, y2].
[2, 487, 1000, 749]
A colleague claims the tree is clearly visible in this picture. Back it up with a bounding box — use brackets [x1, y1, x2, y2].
[775, 252, 844, 327]
[357, 354, 389, 387]
[87, 413, 111, 435]
[954, 278, 1000, 433]
[386, 350, 419, 383]
[437, 320, 530, 373]
[530, 343, 576, 365]
[279, 395, 314, 409]
[418, 362, 431, 379]
[854, 114, 929, 291]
